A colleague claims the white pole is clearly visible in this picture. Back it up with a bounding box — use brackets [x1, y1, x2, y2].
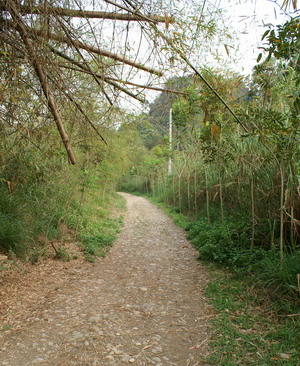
[168, 108, 173, 175]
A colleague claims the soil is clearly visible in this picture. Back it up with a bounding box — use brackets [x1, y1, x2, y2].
[0, 193, 212, 366]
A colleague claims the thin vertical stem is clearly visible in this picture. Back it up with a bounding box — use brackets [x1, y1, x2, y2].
[187, 172, 191, 216]
[279, 164, 285, 266]
[271, 219, 276, 252]
[291, 207, 295, 251]
[172, 175, 175, 208]
[178, 174, 182, 213]
[205, 167, 210, 224]
[219, 169, 224, 224]
[194, 170, 197, 213]
[251, 172, 255, 249]
[168, 108, 173, 175]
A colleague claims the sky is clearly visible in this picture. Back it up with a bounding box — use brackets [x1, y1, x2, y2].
[215, 0, 298, 75]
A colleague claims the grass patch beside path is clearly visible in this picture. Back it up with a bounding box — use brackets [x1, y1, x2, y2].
[205, 267, 300, 366]
[78, 192, 125, 262]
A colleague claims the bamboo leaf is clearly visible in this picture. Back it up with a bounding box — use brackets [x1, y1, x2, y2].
[224, 44, 230, 57]
[257, 53, 263, 63]
[261, 29, 270, 40]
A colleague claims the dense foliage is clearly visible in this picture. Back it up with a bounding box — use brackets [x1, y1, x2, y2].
[0, 104, 145, 261]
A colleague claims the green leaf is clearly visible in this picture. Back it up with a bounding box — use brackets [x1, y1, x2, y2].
[261, 29, 270, 40]
[256, 53, 263, 63]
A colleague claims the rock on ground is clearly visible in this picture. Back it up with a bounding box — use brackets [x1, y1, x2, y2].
[0, 193, 212, 366]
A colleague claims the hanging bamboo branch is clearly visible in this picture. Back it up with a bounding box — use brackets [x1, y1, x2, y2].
[0, 3, 174, 23]
[56, 18, 114, 106]
[57, 87, 108, 145]
[49, 46, 145, 102]
[7, 21, 163, 76]
[7, 1, 77, 164]
[59, 63, 188, 95]
[4, 19, 163, 76]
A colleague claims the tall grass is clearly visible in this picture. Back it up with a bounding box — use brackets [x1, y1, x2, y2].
[0, 129, 128, 259]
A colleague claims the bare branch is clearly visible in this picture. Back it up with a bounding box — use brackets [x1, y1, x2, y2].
[0, 3, 173, 23]
[7, 0, 77, 164]
[49, 46, 145, 102]
[59, 63, 188, 96]
[57, 17, 113, 106]
[102, 0, 159, 24]
[5, 20, 163, 76]
[57, 87, 108, 145]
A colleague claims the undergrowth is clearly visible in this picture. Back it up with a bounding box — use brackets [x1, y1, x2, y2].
[185, 217, 300, 300]
[75, 192, 125, 262]
[0, 139, 126, 262]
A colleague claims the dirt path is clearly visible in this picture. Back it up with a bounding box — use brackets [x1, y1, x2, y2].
[0, 193, 211, 366]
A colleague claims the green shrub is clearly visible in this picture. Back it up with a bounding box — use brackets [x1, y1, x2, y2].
[258, 251, 300, 297]
[80, 214, 123, 261]
[0, 188, 29, 255]
[187, 216, 300, 298]
[187, 218, 258, 270]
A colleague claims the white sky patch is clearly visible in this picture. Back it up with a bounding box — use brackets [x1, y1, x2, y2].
[215, 0, 297, 75]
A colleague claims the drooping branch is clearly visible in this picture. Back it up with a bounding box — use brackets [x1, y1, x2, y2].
[4, 18, 163, 76]
[51, 46, 187, 98]
[16, 23, 163, 76]
[7, 1, 77, 164]
[49, 46, 146, 102]
[55, 85, 108, 145]
[102, 0, 160, 24]
[45, 72, 108, 144]
[0, 3, 173, 23]
[56, 17, 114, 106]
[59, 63, 188, 96]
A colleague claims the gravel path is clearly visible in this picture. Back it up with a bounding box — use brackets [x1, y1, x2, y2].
[0, 193, 211, 366]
